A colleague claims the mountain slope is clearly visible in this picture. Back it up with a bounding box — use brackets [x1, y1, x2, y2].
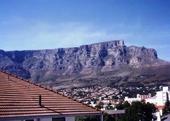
[0, 40, 169, 88]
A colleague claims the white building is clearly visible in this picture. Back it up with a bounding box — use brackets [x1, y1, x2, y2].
[124, 86, 170, 121]
[124, 93, 151, 104]
[145, 87, 170, 116]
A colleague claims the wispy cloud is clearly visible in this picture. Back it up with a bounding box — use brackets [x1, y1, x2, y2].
[0, 19, 134, 50]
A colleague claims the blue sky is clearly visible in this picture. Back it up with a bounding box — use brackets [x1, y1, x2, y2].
[0, 0, 170, 61]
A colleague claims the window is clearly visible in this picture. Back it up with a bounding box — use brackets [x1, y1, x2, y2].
[52, 117, 65, 121]
[36, 118, 40, 121]
[25, 119, 34, 121]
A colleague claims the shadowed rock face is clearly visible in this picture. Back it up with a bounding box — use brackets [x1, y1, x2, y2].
[0, 40, 168, 88]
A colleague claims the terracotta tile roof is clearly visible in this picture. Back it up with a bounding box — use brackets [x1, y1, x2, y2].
[0, 71, 100, 119]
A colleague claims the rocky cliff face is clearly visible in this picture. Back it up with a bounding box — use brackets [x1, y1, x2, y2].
[0, 40, 168, 88]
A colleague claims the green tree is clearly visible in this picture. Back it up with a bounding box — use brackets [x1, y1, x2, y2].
[104, 113, 115, 121]
[116, 101, 130, 110]
[115, 101, 156, 121]
[163, 92, 170, 114]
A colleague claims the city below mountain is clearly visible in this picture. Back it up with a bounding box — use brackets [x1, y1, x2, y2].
[0, 40, 170, 89]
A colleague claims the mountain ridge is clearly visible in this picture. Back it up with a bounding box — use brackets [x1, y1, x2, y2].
[0, 40, 169, 88]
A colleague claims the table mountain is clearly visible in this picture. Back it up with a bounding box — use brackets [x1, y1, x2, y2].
[0, 40, 169, 88]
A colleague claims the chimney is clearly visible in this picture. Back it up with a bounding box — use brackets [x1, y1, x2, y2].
[39, 95, 42, 106]
[7, 74, 9, 80]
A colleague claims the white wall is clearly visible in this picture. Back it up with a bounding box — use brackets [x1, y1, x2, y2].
[6, 116, 75, 121]
[65, 116, 75, 121]
[7, 120, 21, 121]
[39, 118, 52, 121]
